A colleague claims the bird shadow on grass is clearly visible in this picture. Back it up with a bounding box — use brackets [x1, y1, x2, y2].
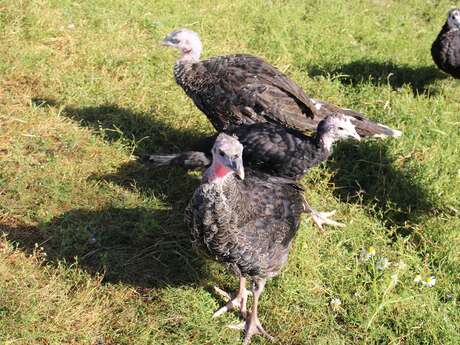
[12, 99, 219, 288]
[31, 98, 213, 156]
[0, 205, 206, 289]
[327, 140, 438, 238]
[23, 99, 436, 279]
[307, 60, 447, 96]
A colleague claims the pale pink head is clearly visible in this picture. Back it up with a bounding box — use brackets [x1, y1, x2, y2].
[207, 133, 244, 182]
[447, 8, 460, 29]
[318, 115, 361, 140]
[161, 29, 202, 62]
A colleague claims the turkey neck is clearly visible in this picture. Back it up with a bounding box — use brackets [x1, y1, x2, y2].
[174, 61, 192, 88]
[174, 59, 209, 93]
[201, 174, 245, 228]
[315, 130, 336, 157]
[441, 22, 459, 35]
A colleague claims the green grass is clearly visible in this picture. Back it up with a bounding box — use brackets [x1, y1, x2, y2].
[1, 0, 459, 344]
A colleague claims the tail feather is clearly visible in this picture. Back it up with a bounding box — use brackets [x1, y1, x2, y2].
[342, 109, 402, 138]
[146, 151, 211, 169]
[309, 99, 402, 138]
[146, 154, 179, 167]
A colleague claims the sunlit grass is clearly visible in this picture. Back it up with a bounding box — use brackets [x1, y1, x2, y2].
[0, 0, 459, 344]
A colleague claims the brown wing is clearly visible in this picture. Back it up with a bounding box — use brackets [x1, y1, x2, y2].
[196, 54, 315, 130]
[180, 54, 401, 137]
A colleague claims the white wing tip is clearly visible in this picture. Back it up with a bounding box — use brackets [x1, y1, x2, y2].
[373, 124, 403, 138]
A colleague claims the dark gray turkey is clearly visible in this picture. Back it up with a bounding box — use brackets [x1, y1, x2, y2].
[432, 8, 460, 79]
[149, 114, 360, 180]
[162, 29, 401, 138]
[153, 115, 356, 230]
[185, 133, 306, 344]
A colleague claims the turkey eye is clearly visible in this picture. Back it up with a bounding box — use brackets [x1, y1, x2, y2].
[218, 149, 225, 156]
[338, 127, 344, 130]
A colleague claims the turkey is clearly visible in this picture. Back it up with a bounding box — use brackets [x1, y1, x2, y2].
[185, 133, 307, 344]
[150, 115, 359, 230]
[148, 114, 360, 180]
[161, 28, 401, 138]
[431, 8, 460, 79]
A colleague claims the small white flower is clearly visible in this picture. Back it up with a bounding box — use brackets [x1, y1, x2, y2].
[390, 273, 399, 287]
[414, 274, 436, 288]
[422, 276, 436, 288]
[367, 246, 376, 257]
[376, 257, 390, 271]
[395, 260, 407, 271]
[359, 246, 376, 262]
[329, 298, 342, 311]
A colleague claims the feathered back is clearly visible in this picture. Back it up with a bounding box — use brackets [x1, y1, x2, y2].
[173, 53, 401, 138]
[233, 123, 328, 179]
[432, 9, 460, 78]
[185, 169, 305, 278]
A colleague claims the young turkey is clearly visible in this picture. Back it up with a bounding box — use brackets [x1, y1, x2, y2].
[432, 8, 460, 79]
[185, 133, 306, 344]
[161, 28, 401, 138]
[148, 114, 360, 180]
[151, 115, 359, 230]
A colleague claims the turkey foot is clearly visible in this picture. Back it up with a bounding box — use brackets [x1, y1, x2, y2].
[213, 277, 250, 319]
[309, 209, 345, 233]
[242, 311, 274, 345]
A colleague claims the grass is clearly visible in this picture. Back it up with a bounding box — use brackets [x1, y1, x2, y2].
[0, 0, 459, 343]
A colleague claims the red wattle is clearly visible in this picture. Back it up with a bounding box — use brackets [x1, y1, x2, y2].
[214, 163, 232, 178]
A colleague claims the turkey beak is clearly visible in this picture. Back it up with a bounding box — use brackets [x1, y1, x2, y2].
[231, 157, 245, 180]
[161, 35, 178, 47]
[161, 38, 172, 47]
[351, 131, 361, 142]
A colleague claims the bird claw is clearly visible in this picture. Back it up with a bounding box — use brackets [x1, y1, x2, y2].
[212, 286, 249, 319]
[227, 321, 245, 330]
[214, 286, 252, 299]
[242, 314, 274, 345]
[213, 286, 232, 301]
[310, 209, 345, 234]
[227, 317, 274, 345]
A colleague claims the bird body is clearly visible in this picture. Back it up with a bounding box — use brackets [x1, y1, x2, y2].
[432, 9, 460, 79]
[185, 133, 304, 343]
[232, 122, 332, 179]
[162, 29, 401, 138]
[149, 115, 359, 180]
[186, 170, 303, 278]
[174, 54, 316, 133]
